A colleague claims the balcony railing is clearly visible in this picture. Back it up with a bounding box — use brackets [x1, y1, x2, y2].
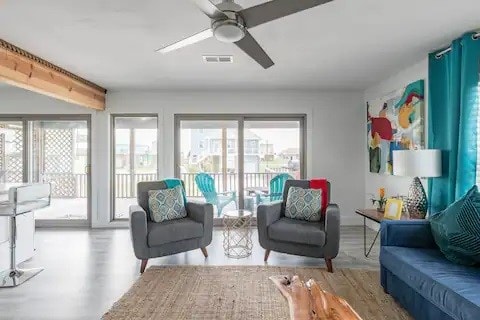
[115, 172, 289, 198]
[4, 171, 294, 199]
[114, 173, 158, 198]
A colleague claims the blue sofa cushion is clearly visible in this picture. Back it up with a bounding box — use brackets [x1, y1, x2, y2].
[268, 217, 325, 246]
[381, 246, 480, 320]
[430, 185, 480, 266]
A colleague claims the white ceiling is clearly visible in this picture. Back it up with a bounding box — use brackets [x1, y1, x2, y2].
[0, 0, 479, 91]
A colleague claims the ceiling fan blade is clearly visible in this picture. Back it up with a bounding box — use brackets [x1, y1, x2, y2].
[240, 0, 333, 28]
[235, 31, 274, 69]
[156, 28, 213, 54]
[191, 0, 227, 19]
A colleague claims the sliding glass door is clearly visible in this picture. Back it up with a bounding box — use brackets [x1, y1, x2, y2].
[0, 121, 24, 184]
[0, 115, 91, 226]
[29, 120, 90, 222]
[175, 115, 305, 218]
[243, 120, 303, 212]
[178, 120, 239, 217]
[111, 115, 158, 220]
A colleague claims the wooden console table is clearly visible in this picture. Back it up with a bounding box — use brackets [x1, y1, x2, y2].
[355, 209, 422, 257]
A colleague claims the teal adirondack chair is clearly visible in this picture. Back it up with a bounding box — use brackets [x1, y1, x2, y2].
[195, 173, 237, 216]
[256, 173, 293, 205]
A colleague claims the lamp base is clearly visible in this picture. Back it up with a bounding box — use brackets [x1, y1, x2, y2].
[406, 177, 428, 218]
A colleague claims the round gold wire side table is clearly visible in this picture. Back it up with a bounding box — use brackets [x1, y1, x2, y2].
[222, 209, 253, 259]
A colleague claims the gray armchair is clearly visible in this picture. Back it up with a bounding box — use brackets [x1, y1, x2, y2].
[257, 180, 340, 272]
[129, 181, 213, 273]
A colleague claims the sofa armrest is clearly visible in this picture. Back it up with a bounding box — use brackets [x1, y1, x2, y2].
[129, 205, 149, 259]
[323, 204, 340, 258]
[257, 201, 282, 248]
[187, 201, 214, 225]
[257, 201, 282, 227]
[380, 220, 437, 248]
[187, 202, 213, 247]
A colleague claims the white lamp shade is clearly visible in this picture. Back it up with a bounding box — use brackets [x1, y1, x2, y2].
[393, 150, 442, 178]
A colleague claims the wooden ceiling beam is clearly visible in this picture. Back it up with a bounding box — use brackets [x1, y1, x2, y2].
[0, 39, 106, 110]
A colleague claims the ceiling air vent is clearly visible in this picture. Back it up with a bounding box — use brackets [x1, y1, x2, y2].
[202, 55, 233, 63]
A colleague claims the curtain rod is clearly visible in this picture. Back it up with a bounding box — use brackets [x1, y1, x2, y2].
[435, 32, 480, 59]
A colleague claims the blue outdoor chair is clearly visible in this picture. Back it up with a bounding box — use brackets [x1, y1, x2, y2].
[256, 173, 293, 205]
[195, 173, 237, 216]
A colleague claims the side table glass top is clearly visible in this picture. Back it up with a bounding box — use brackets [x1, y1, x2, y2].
[223, 209, 253, 218]
[355, 208, 424, 223]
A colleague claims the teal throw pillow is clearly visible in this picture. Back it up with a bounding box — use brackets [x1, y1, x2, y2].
[429, 185, 480, 266]
[148, 185, 187, 223]
[285, 187, 322, 222]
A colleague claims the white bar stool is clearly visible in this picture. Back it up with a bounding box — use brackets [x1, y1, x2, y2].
[0, 183, 51, 287]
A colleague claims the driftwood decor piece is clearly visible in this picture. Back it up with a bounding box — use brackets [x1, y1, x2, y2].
[270, 275, 363, 320]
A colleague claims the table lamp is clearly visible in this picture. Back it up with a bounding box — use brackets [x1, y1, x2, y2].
[392, 149, 442, 217]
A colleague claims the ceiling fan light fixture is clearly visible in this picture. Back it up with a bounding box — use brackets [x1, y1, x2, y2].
[212, 19, 245, 43]
[158, 0, 333, 68]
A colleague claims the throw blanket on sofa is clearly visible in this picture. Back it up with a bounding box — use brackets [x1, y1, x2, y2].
[309, 178, 329, 214]
[164, 178, 187, 205]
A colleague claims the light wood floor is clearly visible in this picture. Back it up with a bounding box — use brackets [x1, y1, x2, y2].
[0, 226, 380, 320]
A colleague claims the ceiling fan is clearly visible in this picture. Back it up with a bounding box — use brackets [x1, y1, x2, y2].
[156, 0, 333, 69]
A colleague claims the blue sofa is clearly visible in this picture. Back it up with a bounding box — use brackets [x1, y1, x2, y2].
[380, 220, 480, 320]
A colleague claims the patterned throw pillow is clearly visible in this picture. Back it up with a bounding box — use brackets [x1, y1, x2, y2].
[429, 185, 480, 266]
[285, 187, 322, 221]
[148, 185, 187, 223]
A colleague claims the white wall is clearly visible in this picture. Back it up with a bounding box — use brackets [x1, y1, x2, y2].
[1, 87, 365, 227]
[363, 59, 428, 214]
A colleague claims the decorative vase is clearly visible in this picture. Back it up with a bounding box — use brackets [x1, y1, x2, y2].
[376, 204, 385, 212]
[406, 177, 427, 218]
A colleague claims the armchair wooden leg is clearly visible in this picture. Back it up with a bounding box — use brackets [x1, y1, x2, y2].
[264, 249, 271, 262]
[201, 247, 208, 258]
[325, 258, 333, 273]
[140, 259, 148, 274]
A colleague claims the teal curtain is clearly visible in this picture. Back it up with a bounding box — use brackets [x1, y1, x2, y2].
[428, 32, 480, 213]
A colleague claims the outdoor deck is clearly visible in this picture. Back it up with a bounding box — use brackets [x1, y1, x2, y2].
[25, 172, 292, 220]
[34, 196, 239, 220]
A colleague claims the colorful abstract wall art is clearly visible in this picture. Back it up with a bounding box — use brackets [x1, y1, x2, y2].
[367, 79, 425, 175]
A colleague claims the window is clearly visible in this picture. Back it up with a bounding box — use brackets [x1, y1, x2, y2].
[175, 115, 305, 217]
[111, 115, 158, 220]
[245, 139, 259, 154]
[211, 140, 221, 153]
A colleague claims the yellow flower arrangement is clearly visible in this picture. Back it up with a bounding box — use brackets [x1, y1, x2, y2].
[379, 188, 385, 199]
[371, 187, 387, 212]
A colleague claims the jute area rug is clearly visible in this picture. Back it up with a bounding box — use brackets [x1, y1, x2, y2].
[103, 266, 410, 320]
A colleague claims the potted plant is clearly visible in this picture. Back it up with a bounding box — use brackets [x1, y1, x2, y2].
[371, 188, 387, 212]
